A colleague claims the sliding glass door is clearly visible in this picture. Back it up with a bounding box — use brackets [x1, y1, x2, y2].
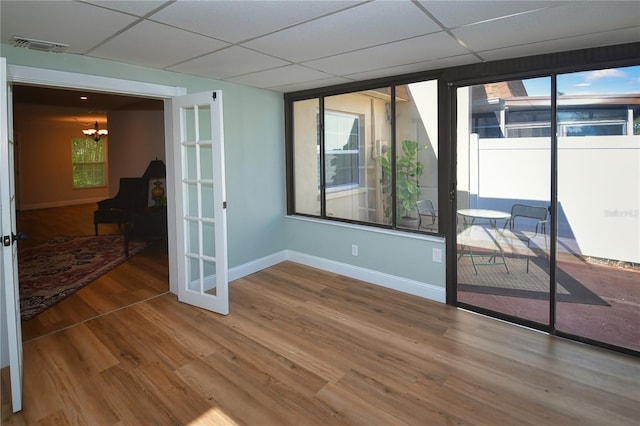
[455, 65, 640, 353]
[555, 66, 640, 352]
[455, 77, 552, 325]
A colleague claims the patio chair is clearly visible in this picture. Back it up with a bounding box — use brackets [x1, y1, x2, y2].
[508, 204, 548, 272]
[94, 177, 148, 235]
[417, 199, 437, 230]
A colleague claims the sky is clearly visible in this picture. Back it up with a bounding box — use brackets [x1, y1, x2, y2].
[523, 64, 640, 96]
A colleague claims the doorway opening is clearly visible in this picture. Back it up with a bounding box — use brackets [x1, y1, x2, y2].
[12, 83, 168, 336]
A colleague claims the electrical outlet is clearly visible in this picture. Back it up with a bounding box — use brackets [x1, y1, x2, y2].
[352, 244, 358, 256]
[432, 248, 442, 263]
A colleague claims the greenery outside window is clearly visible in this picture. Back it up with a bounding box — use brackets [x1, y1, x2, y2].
[72, 137, 106, 188]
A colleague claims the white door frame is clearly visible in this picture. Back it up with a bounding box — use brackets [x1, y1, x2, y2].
[5, 65, 186, 294]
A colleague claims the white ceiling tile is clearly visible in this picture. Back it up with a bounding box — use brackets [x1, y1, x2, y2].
[83, 1, 171, 17]
[303, 32, 469, 76]
[0, 1, 137, 53]
[226, 65, 337, 89]
[89, 20, 229, 69]
[168, 46, 291, 79]
[1, 0, 637, 93]
[150, 0, 361, 43]
[479, 28, 640, 62]
[243, 1, 441, 62]
[421, 1, 566, 28]
[453, 1, 640, 52]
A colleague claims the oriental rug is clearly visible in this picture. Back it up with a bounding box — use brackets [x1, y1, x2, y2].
[18, 235, 146, 321]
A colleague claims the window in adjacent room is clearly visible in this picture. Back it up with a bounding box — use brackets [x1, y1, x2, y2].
[322, 110, 361, 190]
[71, 137, 106, 188]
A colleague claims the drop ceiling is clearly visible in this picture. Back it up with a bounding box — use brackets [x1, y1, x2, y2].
[1, 0, 639, 94]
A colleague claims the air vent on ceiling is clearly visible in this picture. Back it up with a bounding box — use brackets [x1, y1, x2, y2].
[13, 36, 69, 53]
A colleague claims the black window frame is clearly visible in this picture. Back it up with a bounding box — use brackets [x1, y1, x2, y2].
[284, 42, 640, 238]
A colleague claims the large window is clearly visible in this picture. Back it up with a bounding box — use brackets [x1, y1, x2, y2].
[290, 80, 439, 231]
[72, 137, 106, 188]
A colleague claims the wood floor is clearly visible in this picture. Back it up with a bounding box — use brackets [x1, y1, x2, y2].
[2, 205, 639, 425]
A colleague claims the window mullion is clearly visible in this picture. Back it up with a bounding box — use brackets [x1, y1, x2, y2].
[390, 85, 397, 228]
[319, 96, 327, 217]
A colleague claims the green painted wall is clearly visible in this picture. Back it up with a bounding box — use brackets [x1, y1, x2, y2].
[1, 44, 287, 267]
[1, 44, 447, 370]
[1, 44, 447, 287]
[285, 217, 445, 288]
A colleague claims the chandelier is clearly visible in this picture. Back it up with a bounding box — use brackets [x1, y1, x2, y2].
[83, 121, 108, 142]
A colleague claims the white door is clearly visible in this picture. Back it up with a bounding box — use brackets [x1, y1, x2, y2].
[0, 57, 23, 412]
[171, 91, 228, 314]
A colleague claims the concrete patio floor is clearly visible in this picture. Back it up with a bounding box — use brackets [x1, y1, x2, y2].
[458, 250, 639, 353]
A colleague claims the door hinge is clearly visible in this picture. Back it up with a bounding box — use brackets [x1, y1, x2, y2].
[212, 92, 217, 101]
[223, 201, 227, 209]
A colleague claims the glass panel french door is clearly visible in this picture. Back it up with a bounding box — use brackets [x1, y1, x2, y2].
[555, 65, 640, 352]
[456, 77, 552, 325]
[1, 57, 23, 412]
[171, 90, 228, 315]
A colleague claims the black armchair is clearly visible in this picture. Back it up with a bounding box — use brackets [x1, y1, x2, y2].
[94, 177, 148, 235]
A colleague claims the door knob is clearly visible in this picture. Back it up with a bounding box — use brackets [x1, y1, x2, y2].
[12, 232, 27, 243]
[3, 231, 27, 246]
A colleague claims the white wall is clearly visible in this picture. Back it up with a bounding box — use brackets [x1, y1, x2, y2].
[468, 135, 639, 263]
[108, 108, 165, 203]
[14, 105, 165, 209]
[557, 136, 639, 262]
[407, 81, 439, 212]
[14, 105, 110, 209]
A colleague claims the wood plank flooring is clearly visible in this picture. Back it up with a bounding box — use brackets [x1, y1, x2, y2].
[2, 205, 639, 425]
[14, 203, 170, 342]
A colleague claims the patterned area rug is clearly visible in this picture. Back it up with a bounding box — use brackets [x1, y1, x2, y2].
[18, 235, 146, 321]
[457, 252, 609, 306]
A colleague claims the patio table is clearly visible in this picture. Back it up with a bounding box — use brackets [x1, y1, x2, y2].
[457, 208, 511, 229]
[457, 209, 512, 274]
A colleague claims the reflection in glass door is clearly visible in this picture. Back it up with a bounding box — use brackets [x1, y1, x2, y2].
[455, 66, 640, 354]
[456, 77, 552, 325]
[555, 65, 640, 352]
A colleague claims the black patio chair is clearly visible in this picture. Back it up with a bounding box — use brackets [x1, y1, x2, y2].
[508, 203, 548, 272]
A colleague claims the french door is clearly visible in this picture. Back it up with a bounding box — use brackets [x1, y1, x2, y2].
[453, 65, 640, 354]
[170, 91, 229, 315]
[1, 57, 23, 412]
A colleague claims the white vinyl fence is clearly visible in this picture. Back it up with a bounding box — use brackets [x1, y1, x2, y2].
[459, 134, 639, 264]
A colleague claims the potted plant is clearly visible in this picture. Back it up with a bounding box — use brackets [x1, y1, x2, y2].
[378, 139, 425, 226]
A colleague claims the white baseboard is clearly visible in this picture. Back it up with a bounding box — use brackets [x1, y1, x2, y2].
[229, 249, 446, 304]
[19, 198, 106, 211]
[228, 251, 288, 282]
